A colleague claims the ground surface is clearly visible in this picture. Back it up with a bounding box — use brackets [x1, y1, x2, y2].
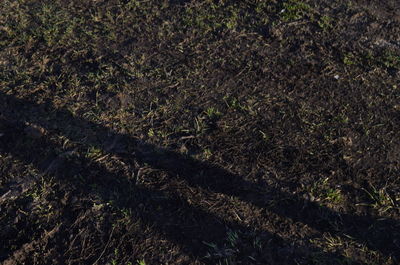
[0, 0, 400, 264]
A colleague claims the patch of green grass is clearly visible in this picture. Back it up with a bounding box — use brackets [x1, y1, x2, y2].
[147, 128, 155, 137]
[203, 148, 212, 159]
[281, 0, 311, 22]
[205, 107, 222, 120]
[357, 50, 399, 70]
[343, 53, 356, 65]
[223, 96, 253, 113]
[310, 177, 343, 204]
[183, 3, 236, 33]
[5, 2, 78, 48]
[137, 259, 146, 265]
[333, 113, 350, 124]
[380, 52, 400, 69]
[318, 15, 333, 31]
[86, 146, 103, 159]
[359, 185, 397, 214]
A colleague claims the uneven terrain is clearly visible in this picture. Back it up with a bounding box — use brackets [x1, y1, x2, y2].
[1, 0, 400, 264]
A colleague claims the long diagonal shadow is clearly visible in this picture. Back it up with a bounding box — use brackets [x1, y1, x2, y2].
[0, 123, 331, 265]
[0, 95, 351, 264]
[0, 90, 398, 263]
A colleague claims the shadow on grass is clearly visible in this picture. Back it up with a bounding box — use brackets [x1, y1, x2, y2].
[0, 90, 398, 264]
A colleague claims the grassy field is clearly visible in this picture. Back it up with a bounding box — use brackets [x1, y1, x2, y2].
[1, 0, 400, 264]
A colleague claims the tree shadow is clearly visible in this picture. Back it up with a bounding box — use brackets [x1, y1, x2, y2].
[0, 90, 398, 264]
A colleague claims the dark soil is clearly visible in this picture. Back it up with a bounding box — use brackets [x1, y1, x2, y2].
[1, 0, 399, 264]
